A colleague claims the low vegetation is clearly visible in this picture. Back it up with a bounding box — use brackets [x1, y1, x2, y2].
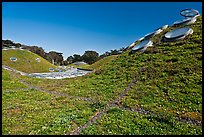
[2, 16, 202, 135]
[2, 49, 57, 73]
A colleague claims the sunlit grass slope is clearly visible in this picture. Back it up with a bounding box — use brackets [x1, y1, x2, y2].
[2, 69, 96, 135]
[67, 55, 117, 70]
[2, 49, 57, 73]
[2, 69, 28, 91]
[81, 16, 202, 135]
[67, 63, 91, 69]
[88, 55, 118, 70]
[2, 16, 202, 135]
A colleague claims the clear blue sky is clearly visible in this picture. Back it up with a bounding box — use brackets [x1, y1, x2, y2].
[2, 2, 202, 59]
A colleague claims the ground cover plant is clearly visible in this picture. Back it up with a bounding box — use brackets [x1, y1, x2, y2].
[2, 16, 202, 135]
[2, 49, 57, 73]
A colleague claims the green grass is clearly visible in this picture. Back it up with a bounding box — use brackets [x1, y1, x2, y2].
[67, 55, 117, 70]
[2, 49, 57, 73]
[88, 55, 118, 70]
[81, 108, 201, 135]
[67, 63, 91, 69]
[2, 88, 96, 135]
[2, 69, 97, 135]
[2, 69, 28, 90]
[2, 16, 202, 135]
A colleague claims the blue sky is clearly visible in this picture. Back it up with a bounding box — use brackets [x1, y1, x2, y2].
[2, 2, 202, 59]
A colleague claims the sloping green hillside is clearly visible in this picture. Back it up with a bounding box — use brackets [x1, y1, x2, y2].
[81, 16, 202, 135]
[89, 55, 118, 70]
[67, 63, 91, 69]
[68, 55, 118, 70]
[2, 69, 28, 91]
[2, 49, 57, 73]
[2, 16, 202, 135]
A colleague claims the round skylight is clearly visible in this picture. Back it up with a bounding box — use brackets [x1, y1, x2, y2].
[144, 28, 164, 40]
[180, 9, 199, 17]
[10, 57, 17, 61]
[161, 25, 168, 30]
[173, 17, 196, 26]
[164, 27, 193, 41]
[49, 68, 54, 72]
[127, 42, 136, 49]
[36, 58, 41, 62]
[132, 39, 153, 51]
[144, 32, 156, 39]
[138, 37, 145, 41]
[154, 29, 163, 35]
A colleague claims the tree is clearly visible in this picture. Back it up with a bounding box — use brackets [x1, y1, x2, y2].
[110, 49, 119, 55]
[66, 56, 74, 64]
[105, 51, 110, 56]
[3, 39, 13, 45]
[2, 40, 14, 48]
[72, 54, 82, 63]
[14, 43, 21, 48]
[47, 51, 64, 66]
[62, 60, 68, 66]
[119, 47, 126, 52]
[81, 50, 99, 64]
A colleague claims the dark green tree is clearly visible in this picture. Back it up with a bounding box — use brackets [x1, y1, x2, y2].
[81, 50, 99, 64]
[110, 49, 119, 55]
[73, 54, 82, 62]
[66, 56, 74, 64]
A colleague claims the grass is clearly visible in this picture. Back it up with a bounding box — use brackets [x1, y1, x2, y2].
[87, 55, 118, 70]
[2, 88, 96, 135]
[2, 69, 28, 91]
[117, 16, 202, 129]
[2, 16, 202, 135]
[67, 55, 117, 70]
[2, 49, 57, 73]
[2, 69, 97, 135]
[81, 107, 201, 135]
[67, 63, 91, 69]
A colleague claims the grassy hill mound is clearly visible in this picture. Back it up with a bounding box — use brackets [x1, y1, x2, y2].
[67, 63, 91, 69]
[2, 16, 202, 135]
[67, 55, 118, 71]
[81, 16, 202, 134]
[88, 55, 118, 70]
[2, 49, 57, 73]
